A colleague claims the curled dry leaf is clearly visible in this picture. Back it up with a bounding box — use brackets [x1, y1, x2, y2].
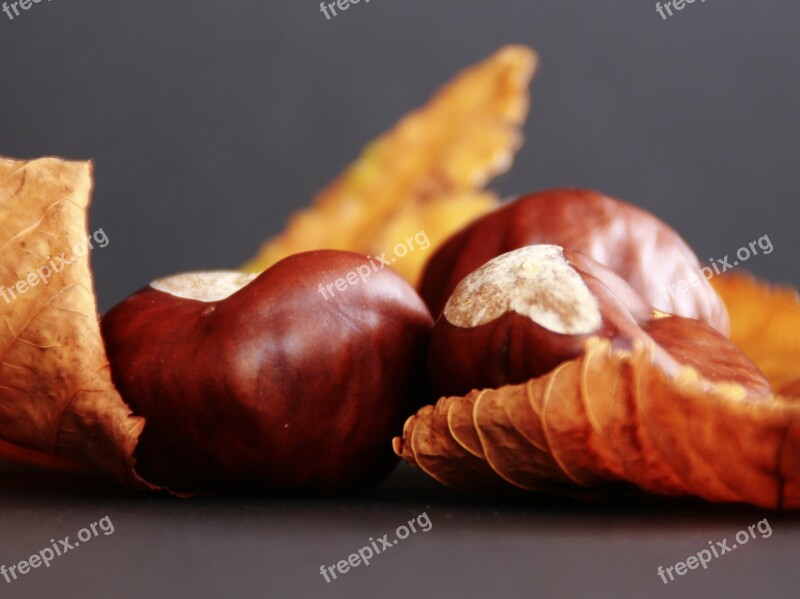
[396, 337, 800, 509]
[242, 45, 537, 285]
[0, 157, 146, 487]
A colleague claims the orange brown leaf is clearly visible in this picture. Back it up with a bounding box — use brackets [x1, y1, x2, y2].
[712, 273, 800, 391]
[395, 338, 800, 509]
[0, 156, 145, 487]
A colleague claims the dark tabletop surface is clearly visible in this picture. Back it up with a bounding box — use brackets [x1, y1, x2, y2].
[0, 462, 796, 599]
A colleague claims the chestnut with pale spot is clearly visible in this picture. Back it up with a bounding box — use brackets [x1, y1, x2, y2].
[419, 189, 730, 335]
[101, 250, 433, 495]
[429, 245, 769, 399]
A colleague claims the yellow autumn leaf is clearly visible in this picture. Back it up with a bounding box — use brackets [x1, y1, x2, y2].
[243, 45, 538, 284]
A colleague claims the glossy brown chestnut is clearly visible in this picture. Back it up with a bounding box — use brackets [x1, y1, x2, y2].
[429, 245, 769, 399]
[419, 189, 730, 335]
[101, 250, 433, 494]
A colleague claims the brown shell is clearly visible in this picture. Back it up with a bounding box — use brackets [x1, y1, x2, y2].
[395, 337, 800, 509]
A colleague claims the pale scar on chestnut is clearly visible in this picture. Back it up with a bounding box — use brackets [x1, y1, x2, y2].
[443, 246, 603, 335]
[150, 271, 259, 302]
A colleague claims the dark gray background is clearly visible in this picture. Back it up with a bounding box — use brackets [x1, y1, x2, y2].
[1, 1, 798, 598]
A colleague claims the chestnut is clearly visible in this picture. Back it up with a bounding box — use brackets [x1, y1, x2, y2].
[429, 245, 769, 399]
[419, 188, 730, 335]
[101, 250, 433, 494]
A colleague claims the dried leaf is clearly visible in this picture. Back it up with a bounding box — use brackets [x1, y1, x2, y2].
[397, 400, 501, 493]
[713, 274, 800, 391]
[396, 337, 800, 509]
[472, 380, 569, 489]
[243, 46, 538, 285]
[0, 156, 145, 486]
